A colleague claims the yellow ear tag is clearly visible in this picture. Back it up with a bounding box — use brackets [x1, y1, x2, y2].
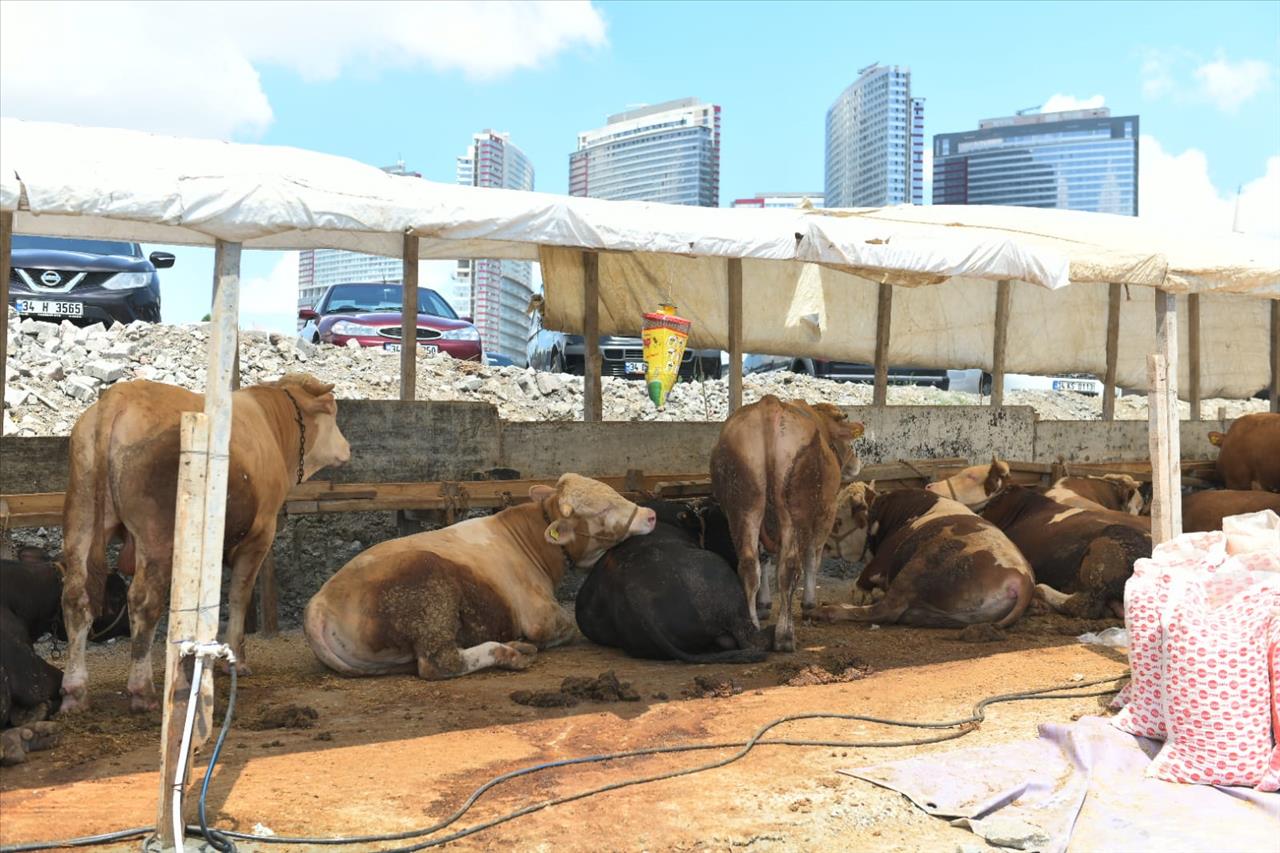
[849, 422, 865, 439]
[548, 525, 560, 542]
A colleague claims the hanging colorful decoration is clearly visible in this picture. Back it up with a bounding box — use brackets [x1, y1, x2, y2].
[642, 303, 691, 409]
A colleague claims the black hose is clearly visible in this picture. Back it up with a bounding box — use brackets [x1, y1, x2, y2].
[198, 661, 238, 853]
[0, 673, 1126, 853]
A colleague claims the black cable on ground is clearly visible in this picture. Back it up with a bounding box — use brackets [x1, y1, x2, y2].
[0, 673, 1126, 853]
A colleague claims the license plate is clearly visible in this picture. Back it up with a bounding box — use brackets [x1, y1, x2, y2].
[1053, 379, 1094, 393]
[383, 342, 438, 354]
[16, 299, 84, 318]
[625, 361, 647, 375]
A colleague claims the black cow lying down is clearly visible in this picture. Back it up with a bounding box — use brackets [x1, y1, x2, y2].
[1, 549, 128, 765]
[575, 501, 770, 663]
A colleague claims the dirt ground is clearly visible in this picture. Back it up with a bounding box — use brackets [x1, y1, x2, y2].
[0, 579, 1129, 852]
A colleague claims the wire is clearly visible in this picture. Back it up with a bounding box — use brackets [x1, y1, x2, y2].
[198, 662, 239, 853]
[0, 673, 1126, 853]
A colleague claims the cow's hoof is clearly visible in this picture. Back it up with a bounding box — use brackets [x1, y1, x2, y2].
[850, 588, 875, 606]
[56, 690, 88, 716]
[9, 702, 53, 727]
[0, 729, 29, 766]
[772, 633, 796, 653]
[755, 605, 772, 622]
[496, 642, 538, 671]
[24, 721, 60, 752]
[129, 693, 159, 714]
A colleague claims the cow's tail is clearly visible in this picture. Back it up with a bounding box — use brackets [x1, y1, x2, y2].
[664, 645, 768, 665]
[84, 398, 117, 617]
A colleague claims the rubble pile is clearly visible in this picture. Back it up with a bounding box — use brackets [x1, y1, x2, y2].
[3, 310, 1269, 436]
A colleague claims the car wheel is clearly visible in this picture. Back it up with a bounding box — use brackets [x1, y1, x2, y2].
[312, 333, 320, 345]
[979, 372, 993, 396]
[791, 360, 812, 376]
[550, 349, 565, 374]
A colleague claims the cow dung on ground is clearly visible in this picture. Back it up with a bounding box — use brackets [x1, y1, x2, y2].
[510, 670, 641, 708]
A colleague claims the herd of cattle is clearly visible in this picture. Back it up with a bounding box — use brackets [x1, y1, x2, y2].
[1, 374, 1277, 766]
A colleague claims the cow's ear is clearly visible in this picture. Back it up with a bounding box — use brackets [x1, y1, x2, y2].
[545, 519, 576, 546]
[1208, 431, 1224, 447]
[529, 485, 555, 501]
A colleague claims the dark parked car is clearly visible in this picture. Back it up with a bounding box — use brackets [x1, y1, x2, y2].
[7, 235, 172, 325]
[484, 352, 521, 368]
[743, 354, 949, 388]
[298, 282, 482, 362]
[528, 312, 722, 380]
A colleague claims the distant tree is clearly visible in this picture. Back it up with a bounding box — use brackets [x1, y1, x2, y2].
[201, 313, 211, 322]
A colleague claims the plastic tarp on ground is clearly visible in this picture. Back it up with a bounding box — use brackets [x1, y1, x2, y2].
[2, 118, 1278, 397]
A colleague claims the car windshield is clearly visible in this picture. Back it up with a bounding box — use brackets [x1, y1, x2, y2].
[321, 284, 459, 319]
[13, 235, 141, 257]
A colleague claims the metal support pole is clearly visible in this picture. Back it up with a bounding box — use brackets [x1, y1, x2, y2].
[157, 240, 241, 849]
[583, 251, 602, 422]
[872, 283, 892, 406]
[1102, 283, 1122, 421]
[991, 280, 1011, 407]
[728, 258, 743, 413]
[401, 234, 419, 402]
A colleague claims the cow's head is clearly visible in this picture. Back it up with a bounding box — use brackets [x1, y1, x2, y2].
[926, 456, 1011, 509]
[802, 401, 865, 480]
[824, 481, 877, 562]
[274, 373, 351, 478]
[530, 474, 657, 568]
[1101, 474, 1145, 515]
[1208, 430, 1225, 447]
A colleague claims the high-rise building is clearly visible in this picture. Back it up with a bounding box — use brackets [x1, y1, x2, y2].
[297, 161, 422, 309]
[932, 108, 1138, 215]
[455, 130, 535, 362]
[824, 64, 922, 208]
[569, 98, 720, 206]
[731, 192, 825, 209]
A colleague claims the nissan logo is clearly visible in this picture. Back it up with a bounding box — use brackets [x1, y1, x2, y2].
[40, 270, 62, 286]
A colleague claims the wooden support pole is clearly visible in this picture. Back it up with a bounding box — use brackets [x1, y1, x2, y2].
[400, 234, 419, 402]
[157, 240, 241, 849]
[728, 258, 743, 413]
[1271, 300, 1279, 414]
[1102, 282, 1122, 421]
[872, 283, 893, 406]
[583, 251, 602, 422]
[1187, 293, 1201, 421]
[0, 211, 12, 415]
[1148, 291, 1182, 544]
[990, 280, 1012, 407]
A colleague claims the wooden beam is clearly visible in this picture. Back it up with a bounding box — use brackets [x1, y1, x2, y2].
[727, 258, 744, 413]
[400, 234, 419, 402]
[157, 240, 241, 847]
[1271, 300, 1279, 414]
[872, 283, 893, 406]
[583, 251, 602, 422]
[1187, 293, 1201, 421]
[1148, 290, 1182, 544]
[1102, 282, 1122, 421]
[0, 211, 12, 415]
[990, 280, 1012, 407]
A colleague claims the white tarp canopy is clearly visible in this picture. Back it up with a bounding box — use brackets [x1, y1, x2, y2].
[3, 117, 1278, 397]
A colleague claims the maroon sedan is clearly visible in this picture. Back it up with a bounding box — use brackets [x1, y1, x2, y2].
[298, 282, 482, 362]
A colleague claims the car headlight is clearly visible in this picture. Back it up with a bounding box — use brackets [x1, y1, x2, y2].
[331, 321, 380, 336]
[101, 272, 153, 290]
[440, 326, 480, 341]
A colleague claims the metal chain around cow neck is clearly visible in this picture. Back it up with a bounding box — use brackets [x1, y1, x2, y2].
[282, 389, 306, 485]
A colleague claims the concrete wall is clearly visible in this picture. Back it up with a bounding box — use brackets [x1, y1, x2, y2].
[1, 400, 1232, 495]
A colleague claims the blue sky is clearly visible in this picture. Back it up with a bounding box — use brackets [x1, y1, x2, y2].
[2, 0, 1277, 331]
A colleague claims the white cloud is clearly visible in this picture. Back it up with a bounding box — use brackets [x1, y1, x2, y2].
[239, 252, 300, 333]
[0, 1, 607, 139]
[1194, 58, 1275, 112]
[1040, 93, 1106, 113]
[1140, 47, 1276, 112]
[1139, 135, 1280, 238]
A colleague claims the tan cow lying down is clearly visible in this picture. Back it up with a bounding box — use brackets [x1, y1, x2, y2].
[303, 475, 656, 679]
[814, 484, 1033, 628]
[60, 375, 350, 713]
[1045, 474, 1144, 515]
[710, 395, 862, 652]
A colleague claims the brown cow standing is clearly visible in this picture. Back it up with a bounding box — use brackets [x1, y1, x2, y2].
[710, 396, 862, 652]
[1183, 489, 1280, 533]
[1209, 413, 1280, 491]
[59, 375, 350, 713]
[815, 485, 1034, 628]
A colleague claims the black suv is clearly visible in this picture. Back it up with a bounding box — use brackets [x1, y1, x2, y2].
[8, 235, 173, 325]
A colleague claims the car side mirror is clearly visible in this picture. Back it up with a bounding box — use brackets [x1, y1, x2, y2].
[149, 251, 176, 269]
[298, 308, 320, 322]
[461, 316, 473, 324]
